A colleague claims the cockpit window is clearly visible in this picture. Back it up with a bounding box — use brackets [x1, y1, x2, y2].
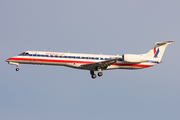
[25, 53, 29, 56]
[18, 52, 29, 56]
[19, 52, 25, 56]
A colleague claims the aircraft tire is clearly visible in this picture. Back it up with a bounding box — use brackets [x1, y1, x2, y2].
[98, 72, 103, 77]
[91, 74, 96, 79]
[16, 68, 19, 71]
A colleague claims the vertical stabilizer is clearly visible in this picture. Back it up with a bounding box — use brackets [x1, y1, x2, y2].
[143, 41, 174, 62]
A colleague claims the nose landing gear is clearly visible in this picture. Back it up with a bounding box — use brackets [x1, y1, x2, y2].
[16, 68, 19, 71]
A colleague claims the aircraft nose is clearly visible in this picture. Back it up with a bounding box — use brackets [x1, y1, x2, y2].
[6, 58, 13, 62]
[6, 58, 10, 62]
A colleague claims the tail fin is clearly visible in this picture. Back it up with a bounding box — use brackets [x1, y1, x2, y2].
[143, 41, 174, 62]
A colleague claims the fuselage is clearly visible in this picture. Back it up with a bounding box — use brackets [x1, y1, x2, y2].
[6, 51, 156, 70]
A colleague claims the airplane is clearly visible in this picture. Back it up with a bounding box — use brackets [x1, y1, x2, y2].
[6, 41, 174, 79]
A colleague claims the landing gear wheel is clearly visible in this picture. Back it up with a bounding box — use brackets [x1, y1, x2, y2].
[16, 68, 19, 71]
[98, 72, 103, 77]
[91, 74, 97, 79]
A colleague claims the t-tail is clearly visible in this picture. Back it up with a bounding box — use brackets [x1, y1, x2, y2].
[142, 41, 175, 62]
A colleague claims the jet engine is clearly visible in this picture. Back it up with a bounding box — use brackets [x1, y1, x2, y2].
[122, 54, 147, 63]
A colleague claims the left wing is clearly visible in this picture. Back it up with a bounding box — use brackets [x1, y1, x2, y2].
[80, 57, 122, 71]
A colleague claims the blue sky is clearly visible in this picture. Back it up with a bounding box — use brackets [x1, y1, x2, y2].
[0, 0, 180, 120]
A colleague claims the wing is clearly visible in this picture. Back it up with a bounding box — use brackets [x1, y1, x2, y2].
[80, 57, 122, 71]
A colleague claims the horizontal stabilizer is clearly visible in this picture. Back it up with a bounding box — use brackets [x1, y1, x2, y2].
[156, 41, 175, 46]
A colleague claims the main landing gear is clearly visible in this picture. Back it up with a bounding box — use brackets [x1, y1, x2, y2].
[98, 72, 103, 77]
[90, 70, 103, 79]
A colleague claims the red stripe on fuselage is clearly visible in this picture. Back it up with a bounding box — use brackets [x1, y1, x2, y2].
[7, 57, 152, 68]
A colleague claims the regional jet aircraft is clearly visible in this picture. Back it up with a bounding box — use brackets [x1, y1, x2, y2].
[6, 41, 174, 79]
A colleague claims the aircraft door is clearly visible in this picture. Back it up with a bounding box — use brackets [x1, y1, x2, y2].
[32, 52, 37, 63]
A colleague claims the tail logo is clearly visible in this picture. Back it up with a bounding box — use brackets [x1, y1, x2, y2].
[154, 47, 159, 58]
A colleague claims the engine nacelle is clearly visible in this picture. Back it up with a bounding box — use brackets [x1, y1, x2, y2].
[122, 54, 147, 63]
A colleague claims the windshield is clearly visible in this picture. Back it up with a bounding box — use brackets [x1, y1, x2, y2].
[19, 52, 25, 56]
[18, 52, 29, 56]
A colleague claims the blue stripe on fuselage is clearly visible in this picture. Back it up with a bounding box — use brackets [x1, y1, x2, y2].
[146, 60, 159, 64]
